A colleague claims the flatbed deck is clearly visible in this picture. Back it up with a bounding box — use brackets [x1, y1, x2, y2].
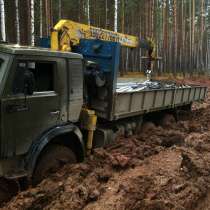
[94, 79, 207, 121]
[113, 84, 207, 120]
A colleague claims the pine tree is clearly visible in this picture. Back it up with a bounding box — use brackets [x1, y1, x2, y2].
[4, 0, 17, 43]
[18, 0, 31, 44]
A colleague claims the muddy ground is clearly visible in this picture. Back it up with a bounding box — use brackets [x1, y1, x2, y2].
[2, 80, 210, 210]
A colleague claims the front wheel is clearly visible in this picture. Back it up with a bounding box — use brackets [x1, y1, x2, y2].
[32, 144, 77, 186]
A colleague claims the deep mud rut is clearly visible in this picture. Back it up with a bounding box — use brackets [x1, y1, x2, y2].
[2, 81, 210, 210]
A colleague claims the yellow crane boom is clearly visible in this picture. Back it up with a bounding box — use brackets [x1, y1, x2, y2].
[51, 19, 157, 71]
[51, 20, 139, 51]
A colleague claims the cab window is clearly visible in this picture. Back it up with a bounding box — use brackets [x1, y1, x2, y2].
[13, 60, 56, 94]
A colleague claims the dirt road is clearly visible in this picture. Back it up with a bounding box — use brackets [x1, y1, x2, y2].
[2, 80, 210, 210]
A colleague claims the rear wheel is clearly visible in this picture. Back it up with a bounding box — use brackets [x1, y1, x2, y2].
[32, 144, 77, 185]
[160, 114, 176, 128]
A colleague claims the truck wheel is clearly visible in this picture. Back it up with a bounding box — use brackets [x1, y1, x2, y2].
[160, 114, 176, 128]
[32, 144, 77, 185]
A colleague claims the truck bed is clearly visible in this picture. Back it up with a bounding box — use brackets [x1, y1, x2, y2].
[92, 78, 207, 121]
[76, 40, 208, 121]
[113, 85, 207, 120]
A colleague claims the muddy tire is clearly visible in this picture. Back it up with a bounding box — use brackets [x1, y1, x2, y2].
[160, 114, 176, 128]
[141, 122, 156, 133]
[0, 178, 18, 206]
[32, 144, 77, 186]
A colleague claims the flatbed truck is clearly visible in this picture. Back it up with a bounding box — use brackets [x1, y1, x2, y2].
[0, 20, 207, 203]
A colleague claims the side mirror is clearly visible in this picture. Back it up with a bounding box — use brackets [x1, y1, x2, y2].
[23, 70, 35, 95]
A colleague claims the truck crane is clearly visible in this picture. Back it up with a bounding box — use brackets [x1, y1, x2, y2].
[50, 19, 157, 154]
[0, 20, 206, 204]
[50, 19, 139, 50]
[50, 19, 156, 71]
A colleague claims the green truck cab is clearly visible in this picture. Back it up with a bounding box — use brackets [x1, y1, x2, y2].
[0, 45, 85, 184]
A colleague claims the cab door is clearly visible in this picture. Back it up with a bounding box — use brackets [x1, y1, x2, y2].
[1, 56, 63, 157]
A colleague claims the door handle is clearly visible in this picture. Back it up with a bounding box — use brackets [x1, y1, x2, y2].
[50, 110, 60, 116]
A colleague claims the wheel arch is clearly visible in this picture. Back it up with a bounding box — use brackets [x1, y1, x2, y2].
[25, 124, 85, 177]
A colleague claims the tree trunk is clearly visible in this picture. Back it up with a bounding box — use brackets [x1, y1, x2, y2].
[114, 0, 118, 32]
[86, 0, 90, 25]
[18, 0, 31, 45]
[0, 0, 5, 41]
[200, 0, 205, 69]
[40, 0, 43, 37]
[163, 0, 168, 72]
[31, 0, 35, 45]
[191, 0, 195, 70]
[4, 0, 17, 43]
[15, 0, 20, 44]
[173, 0, 177, 74]
[45, 0, 52, 36]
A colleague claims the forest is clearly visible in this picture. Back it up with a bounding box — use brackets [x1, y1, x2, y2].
[0, 0, 210, 75]
[2, 2, 210, 209]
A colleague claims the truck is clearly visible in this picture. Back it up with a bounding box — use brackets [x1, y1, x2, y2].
[0, 20, 207, 203]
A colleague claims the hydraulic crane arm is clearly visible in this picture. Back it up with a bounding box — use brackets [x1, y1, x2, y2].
[50, 20, 157, 150]
[51, 20, 139, 51]
[51, 19, 157, 71]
